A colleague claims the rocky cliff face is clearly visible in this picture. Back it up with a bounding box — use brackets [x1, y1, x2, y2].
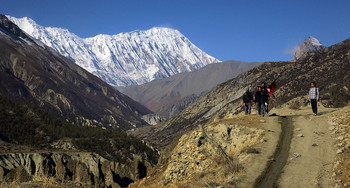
[0, 14, 151, 130]
[141, 114, 164, 126]
[0, 152, 151, 187]
[292, 36, 326, 62]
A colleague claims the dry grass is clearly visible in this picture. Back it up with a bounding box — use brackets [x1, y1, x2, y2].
[131, 140, 245, 188]
[0, 177, 63, 188]
[130, 163, 169, 188]
[167, 165, 237, 188]
[337, 151, 350, 186]
[229, 138, 260, 156]
[32, 176, 61, 188]
[132, 115, 265, 187]
[0, 182, 21, 188]
[337, 120, 350, 186]
[207, 115, 265, 129]
[174, 154, 244, 188]
[289, 100, 301, 110]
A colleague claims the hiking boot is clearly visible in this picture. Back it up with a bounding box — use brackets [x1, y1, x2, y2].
[314, 113, 317, 116]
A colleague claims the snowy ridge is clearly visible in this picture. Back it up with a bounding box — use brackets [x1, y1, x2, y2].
[308, 36, 323, 47]
[7, 16, 220, 86]
[292, 36, 326, 62]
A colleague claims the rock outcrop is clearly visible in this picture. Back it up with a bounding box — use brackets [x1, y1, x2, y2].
[131, 115, 268, 187]
[329, 107, 350, 187]
[292, 36, 326, 62]
[141, 114, 164, 126]
[0, 152, 151, 187]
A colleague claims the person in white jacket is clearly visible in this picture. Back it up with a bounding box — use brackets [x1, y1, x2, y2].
[307, 82, 319, 116]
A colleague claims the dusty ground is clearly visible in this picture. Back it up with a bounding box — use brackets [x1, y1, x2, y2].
[272, 106, 337, 187]
[235, 115, 281, 188]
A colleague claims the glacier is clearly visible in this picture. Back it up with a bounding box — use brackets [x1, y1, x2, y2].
[7, 16, 220, 87]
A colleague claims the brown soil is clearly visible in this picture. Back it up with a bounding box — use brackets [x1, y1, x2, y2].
[254, 116, 294, 187]
[270, 106, 336, 187]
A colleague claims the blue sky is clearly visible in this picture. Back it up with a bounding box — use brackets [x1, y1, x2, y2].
[1, 0, 350, 62]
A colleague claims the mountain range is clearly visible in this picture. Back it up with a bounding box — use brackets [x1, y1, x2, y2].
[7, 16, 220, 87]
[121, 60, 261, 118]
[0, 14, 151, 130]
[1, 13, 349, 187]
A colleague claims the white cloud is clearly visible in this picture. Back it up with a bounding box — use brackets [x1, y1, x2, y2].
[284, 45, 299, 55]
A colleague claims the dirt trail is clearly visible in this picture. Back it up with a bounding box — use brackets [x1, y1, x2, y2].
[236, 116, 281, 188]
[253, 106, 336, 188]
[254, 116, 294, 188]
[277, 111, 336, 187]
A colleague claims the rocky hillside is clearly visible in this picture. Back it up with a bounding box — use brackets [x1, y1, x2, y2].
[8, 16, 220, 87]
[0, 93, 158, 187]
[131, 114, 280, 187]
[122, 61, 261, 118]
[0, 14, 151, 130]
[329, 106, 350, 187]
[292, 36, 326, 62]
[135, 37, 350, 150]
[130, 38, 350, 187]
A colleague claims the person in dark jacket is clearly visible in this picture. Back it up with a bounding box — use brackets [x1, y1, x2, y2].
[307, 82, 319, 116]
[255, 86, 266, 116]
[242, 88, 253, 114]
[261, 82, 270, 113]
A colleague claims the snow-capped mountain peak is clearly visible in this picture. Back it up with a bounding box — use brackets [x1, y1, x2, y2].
[7, 16, 220, 87]
[307, 36, 323, 47]
[292, 36, 326, 62]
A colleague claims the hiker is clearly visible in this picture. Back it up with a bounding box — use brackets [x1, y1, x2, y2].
[255, 86, 266, 116]
[308, 82, 319, 116]
[261, 82, 270, 113]
[242, 88, 253, 115]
